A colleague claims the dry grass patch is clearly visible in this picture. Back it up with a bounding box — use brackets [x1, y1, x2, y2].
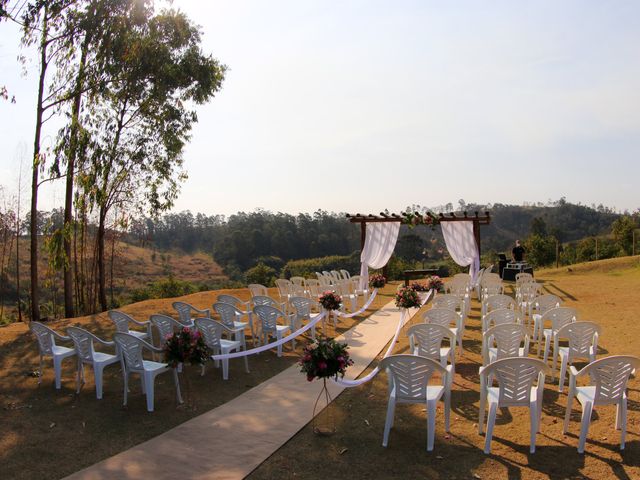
[249, 258, 640, 480]
[0, 285, 395, 480]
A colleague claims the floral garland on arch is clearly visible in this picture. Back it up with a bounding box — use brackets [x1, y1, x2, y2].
[402, 211, 440, 229]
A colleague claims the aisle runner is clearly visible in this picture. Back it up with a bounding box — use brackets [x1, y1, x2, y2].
[66, 299, 418, 480]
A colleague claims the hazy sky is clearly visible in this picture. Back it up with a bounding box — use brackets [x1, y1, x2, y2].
[1, 0, 639, 216]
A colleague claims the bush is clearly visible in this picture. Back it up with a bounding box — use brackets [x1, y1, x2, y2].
[282, 252, 360, 279]
[245, 262, 277, 286]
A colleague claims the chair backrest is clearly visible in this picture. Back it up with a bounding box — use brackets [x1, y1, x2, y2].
[275, 279, 292, 298]
[447, 280, 468, 297]
[108, 310, 136, 333]
[217, 294, 244, 309]
[482, 357, 548, 407]
[30, 321, 57, 356]
[172, 301, 204, 325]
[482, 283, 504, 297]
[580, 355, 640, 405]
[407, 323, 455, 362]
[535, 294, 562, 314]
[305, 279, 322, 297]
[517, 282, 541, 301]
[483, 308, 522, 332]
[330, 270, 341, 281]
[481, 273, 501, 286]
[290, 276, 305, 287]
[452, 273, 471, 284]
[251, 295, 280, 308]
[67, 326, 98, 363]
[379, 354, 446, 402]
[253, 304, 285, 332]
[289, 296, 313, 318]
[423, 308, 458, 328]
[515, 272, 534, 285]
[542, 307, 578, 332]
[248, 284, 268, 297]
[150, 314, 182, 340]
[483, 324, 529, 363]
[194, 317, 224, 350]
[113, 333, 146, 372]
[484, 294, 516, 313]
[432, 294, 461, 312]
[485, 264, 494, 274]
[557, 321, 601, 360]
[212, 302, 242, 329]
[340, 269, 351, 279]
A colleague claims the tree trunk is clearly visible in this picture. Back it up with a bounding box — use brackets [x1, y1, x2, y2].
[97, 207, 107, 312]
[30, 5, 50, 322]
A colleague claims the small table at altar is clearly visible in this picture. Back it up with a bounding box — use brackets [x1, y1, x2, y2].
[403, 269, 439, 286]
[501, 262, 534, 281]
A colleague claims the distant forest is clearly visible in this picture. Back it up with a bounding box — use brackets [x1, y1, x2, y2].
[125, 198, 635, 281]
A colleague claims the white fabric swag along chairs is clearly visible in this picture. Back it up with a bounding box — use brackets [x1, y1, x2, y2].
[172, 301, 210, 327]
[217, 293, 255, 342]
[539, 307, 578, 369]
[563, 355, 640, 453]
[423, 308, 463, 355]
[67, 327, 119, 399]
[212, 302, 249, 351]
[556, 321, 600, 392]
[479, 357, 549, 454]
[252, 305, 292, 356]
[113, 332, 182, 412]
[30, 321, 76, 389]
[194, 318, 249, 380]
[379, 355, 451, 451]
[482, 308, 522, 334]
[108, 310, 151, 341]
[407, 324, 456, 388]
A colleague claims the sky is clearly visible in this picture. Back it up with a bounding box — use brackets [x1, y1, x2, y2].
[1, 0, 639, 216]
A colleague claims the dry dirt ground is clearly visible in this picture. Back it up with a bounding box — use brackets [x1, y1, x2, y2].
[0, 285, 395, 479]
[249, 257, 640, 480]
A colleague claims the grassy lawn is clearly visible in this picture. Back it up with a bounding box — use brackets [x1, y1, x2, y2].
[0, 285, 396, 479]
[249, 257, 640, 480]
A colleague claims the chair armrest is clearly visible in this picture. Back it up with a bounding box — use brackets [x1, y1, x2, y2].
[569, 365, 581, 377]
[195, 307, 210, 316]
[140, 338, 165, 354]
[130, 318, 150, 327]
[52, 330, 72, 342]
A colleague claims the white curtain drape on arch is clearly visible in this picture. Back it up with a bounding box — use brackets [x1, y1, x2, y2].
[441, 221, 480, 282]
[359, 222, 400, 289]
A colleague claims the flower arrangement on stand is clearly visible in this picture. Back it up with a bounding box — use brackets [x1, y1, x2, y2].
[395, 285, 421, 309]
[427, 275, 445, 293]
[410, 281, 429, 292]
[369, 274, 387, 289]
[318, 291, 342, 336]
[164, 327, 210, 410]
[299, 337, 354, 435]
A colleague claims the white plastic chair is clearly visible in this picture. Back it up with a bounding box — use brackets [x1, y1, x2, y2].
[108, 310, 151, 341]
[30, 321, 76, 389]
[248, 283, 269, 298]
[194, 318, 249, 380]
[515, 272, 534, 285]
[531, 294, 562, 342]
[289, 296, 316, 340]
[482, 308, 522, 334]
[379, 354, 451, 451]
[482, 293, 515, 318]
[149, 314, 184, 349]
[172, 301, 209, 328]
[407, 323, 455, 388]
[482, 323, 530, 367]
[478, 357, 549, 454]
[113, 332, 182, 412]
[423, 308, 463, 355]
[432, 294, 462, 312]
[556, 321, 601, 392]
[217, 293, 255, 343]
[540, 307, 578, 368]
[563, 355, 640, 453]
[274, 279, 293, 307]
[252, 305, 292, 356]
[252, 294, 286, 313]
[212, 302, 249, 351]
[67, 327, 119, 399]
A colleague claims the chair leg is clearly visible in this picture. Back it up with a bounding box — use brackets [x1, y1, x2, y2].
[222, 358, 229, 380]
[243, 353, 249, 373]
[145, 374, 156, 412]
[427, 400, 437, 451]
[620, 398, 627, 450]
[478, 381, 486, 435]
[551, 337, 559, 374]
[75, 359, 82, 394]
[53, 355, 67, 390]
[277, 333, 283, 357]
[542, 335, 551, 364]
[122, 371, 129, 406]
[444, 391, 451, 433]
[484, 402, 498, 454]
[95, 365, 104, 400]
[578, 401, 593, 454]
[529, 401, 538, 453]
[563, 390, 574, 434]
[558, 354, 568, 392]
[382, 397, 396, 447]
[173, 369, 183, 405]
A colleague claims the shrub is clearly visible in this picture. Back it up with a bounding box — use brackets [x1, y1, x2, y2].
[245, 262, 277, 286]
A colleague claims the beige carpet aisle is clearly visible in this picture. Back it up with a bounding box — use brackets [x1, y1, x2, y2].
[65, 299, 416, 480]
